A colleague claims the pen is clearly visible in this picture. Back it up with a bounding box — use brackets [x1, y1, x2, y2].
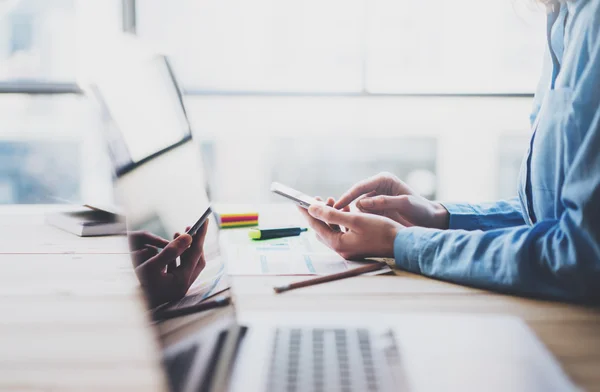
[248, 227, 308, 240]
[273, 262, 387, 294]
[151, 295, 231, 321]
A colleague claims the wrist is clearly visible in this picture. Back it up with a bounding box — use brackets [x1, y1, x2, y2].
[432, 202, 450, 229]
[385, 224, 402, 258]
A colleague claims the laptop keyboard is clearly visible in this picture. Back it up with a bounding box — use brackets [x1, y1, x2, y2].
[267, 328, 386, 392]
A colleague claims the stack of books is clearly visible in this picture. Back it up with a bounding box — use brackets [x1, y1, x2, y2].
[46, 205, 126, 237]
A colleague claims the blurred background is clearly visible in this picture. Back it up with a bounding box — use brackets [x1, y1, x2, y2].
[0, 0, 546, 205]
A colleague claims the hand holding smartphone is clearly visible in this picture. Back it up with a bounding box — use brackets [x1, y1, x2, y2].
[186, 206, 212, 236]
[270, 182, 323, 209]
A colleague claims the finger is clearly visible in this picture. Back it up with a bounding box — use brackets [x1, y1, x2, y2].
[298, 205, 310, 217]
[169, 230, 182, 273]
[174, 255, 199, 287]
[195, 219, 209, 249]
[174, 226, 191, 240]
[130, 247, 158, 267]
[143, 232, 170, 248]
[128, 231, 170, 250]
[142, 234, 193, 271]
[304, 211, 344, 250]
[167, 260, 178, 273]
[354, 191, 377, 211]
[304, 212, 340, 244]
[325, 197, 341, 232]
[190, 256, 206, 284]
[340, 205, 350, 232]
[334, 176, 382, 209]
[298, 206, 338, 245]
[178, 223, 208, 282]
[358, 195, 409, 211]
[170, 233, 182, 270]
[308, 204, 361, 230]
[181, 232, 203, 268]
[298, 206, 327, 237]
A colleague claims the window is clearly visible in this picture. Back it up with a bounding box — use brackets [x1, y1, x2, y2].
[0, 0, 122, 204]
[135, 0, 542, 203]
[0, 0, 76, 83]
[0, 95, 87, 204]
[366, 0, 546, 94]
[137, 0, 546, 94]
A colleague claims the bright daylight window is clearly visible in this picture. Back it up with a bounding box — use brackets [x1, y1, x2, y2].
[0, 0, 548, 205]
[0, 0, 75, 83]
[137, 0, 546, 94]
[0, 0, 120, 204]
[136, 0, 546, 204]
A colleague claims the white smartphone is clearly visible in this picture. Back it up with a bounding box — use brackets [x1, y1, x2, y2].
[270, 182, 321, 209]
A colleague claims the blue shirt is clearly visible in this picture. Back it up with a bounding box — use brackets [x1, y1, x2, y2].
[393, 0, 600, 303]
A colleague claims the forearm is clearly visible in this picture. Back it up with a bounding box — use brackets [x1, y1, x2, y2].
[393, 220, 600, 303]
[441, 197, 526, 231]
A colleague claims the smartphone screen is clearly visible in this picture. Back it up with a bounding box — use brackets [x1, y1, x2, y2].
[270, 182, 320, 209]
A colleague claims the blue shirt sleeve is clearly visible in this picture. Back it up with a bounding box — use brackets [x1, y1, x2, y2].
[393, 26, 600, 303]
[442, 198, 526, 231]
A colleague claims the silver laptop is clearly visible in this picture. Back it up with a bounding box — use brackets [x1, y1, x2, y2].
[110, 141, 575, 392]
[91, 50, 577, 392]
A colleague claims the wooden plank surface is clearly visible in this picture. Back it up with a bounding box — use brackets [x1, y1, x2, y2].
[2, 205, 600, 391]
[222, 203, 600, 391]
[0, 206, 167, 392]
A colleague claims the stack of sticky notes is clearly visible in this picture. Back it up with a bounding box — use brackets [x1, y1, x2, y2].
[216, 212, 259, 228]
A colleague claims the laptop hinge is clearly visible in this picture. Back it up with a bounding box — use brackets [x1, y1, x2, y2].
[201, 324, 248, 392]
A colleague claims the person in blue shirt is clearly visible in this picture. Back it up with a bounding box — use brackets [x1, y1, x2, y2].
[299, 0, 600, 303]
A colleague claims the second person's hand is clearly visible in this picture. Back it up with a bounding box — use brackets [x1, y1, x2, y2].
[334, 172, 449, 229]
[128, 222, 209, 308]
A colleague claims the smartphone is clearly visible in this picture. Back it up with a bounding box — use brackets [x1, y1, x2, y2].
[186, 206, 212, 236]
[270, 182, 321, 209]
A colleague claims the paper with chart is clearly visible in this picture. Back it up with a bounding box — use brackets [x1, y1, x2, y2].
[220, 229, 392, 276]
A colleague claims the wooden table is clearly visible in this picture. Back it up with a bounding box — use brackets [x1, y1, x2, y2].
[223, 204, 600, 391]
[0, 206, 167, 392]
[2, 205, 600, 391]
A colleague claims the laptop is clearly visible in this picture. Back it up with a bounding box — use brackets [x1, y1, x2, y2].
[113, 157, 575, 392]
[91, 46, 577, 392]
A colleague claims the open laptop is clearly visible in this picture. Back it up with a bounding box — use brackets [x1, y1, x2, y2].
[89, 50, 406, 391]
[108, 143, 575, 391]
[88, 52, 228, 308]
[91, 49, 577, 392]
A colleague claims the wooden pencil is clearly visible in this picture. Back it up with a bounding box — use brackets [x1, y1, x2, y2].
[273, 262, 387, 294]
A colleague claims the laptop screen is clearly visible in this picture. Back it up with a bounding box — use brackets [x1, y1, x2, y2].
[95, 47, 238, 391]
[92, 55, 193, 177]
[114, 141, 236, 391]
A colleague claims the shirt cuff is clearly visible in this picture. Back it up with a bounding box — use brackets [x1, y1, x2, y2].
[393, 227, 435, 273]
[441, 202, 482, 231]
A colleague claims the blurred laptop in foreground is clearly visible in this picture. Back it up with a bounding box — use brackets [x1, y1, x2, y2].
[88, 39, 577, 392]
